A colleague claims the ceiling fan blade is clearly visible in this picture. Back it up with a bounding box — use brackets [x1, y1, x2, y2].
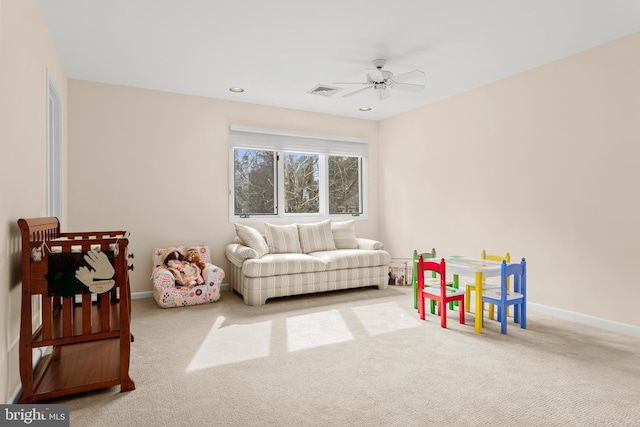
[391, 70, 425, 83]
[333, 82, 369, 85]
[390, 82, 425, 92]
[343, 86, 373, 97]
[366, 68, 385, 82]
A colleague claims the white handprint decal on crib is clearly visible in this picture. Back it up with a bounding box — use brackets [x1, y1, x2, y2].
[75, 249, 116, 293]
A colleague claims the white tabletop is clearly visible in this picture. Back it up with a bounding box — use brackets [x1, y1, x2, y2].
[423, 255, 503, 278]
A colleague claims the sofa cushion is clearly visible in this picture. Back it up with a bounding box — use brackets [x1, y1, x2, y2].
[242, 253, 327, 277]
[235, 224, 269, 258]
[297, 219, 336, 253]
[264, 223, 302, 254]
[308, 249, 390, 270]
[331, 220, 358, 249]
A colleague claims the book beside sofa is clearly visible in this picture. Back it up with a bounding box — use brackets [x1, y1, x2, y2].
[225, 219, 390, 306]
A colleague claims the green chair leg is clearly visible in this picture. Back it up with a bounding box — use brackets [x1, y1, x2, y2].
[449, 275, 460, 309]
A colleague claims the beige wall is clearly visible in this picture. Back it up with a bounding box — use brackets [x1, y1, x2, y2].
[0, 0, 67, 404]
[378, 32, 640, 327]
[67, 81, 380, 295]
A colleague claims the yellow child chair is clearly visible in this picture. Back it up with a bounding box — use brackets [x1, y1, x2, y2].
[464, 250, 510, 320]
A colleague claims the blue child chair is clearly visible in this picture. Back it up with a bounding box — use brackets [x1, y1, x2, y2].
[481, 258, 527, 334]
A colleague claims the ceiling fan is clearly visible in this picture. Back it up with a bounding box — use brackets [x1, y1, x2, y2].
[334, 59, 425, 101]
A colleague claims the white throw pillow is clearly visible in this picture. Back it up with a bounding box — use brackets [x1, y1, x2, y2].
[331, 220, 358, 249]
[235, 224, 269, 258]
[297, 219, 336, 253]
[264, 223, 302, 254]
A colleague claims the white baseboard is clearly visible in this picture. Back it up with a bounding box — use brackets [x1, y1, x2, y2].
[528, 302, 640, 338]
[132, 291, 153, 299]
[9, 386, 22, 405]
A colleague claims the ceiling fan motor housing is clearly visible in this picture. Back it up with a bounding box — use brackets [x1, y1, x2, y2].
[372, 59, 387, 69]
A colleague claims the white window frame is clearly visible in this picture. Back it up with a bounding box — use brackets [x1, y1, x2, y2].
[229, 125, 368, 222]
[46, 70, 63, 219]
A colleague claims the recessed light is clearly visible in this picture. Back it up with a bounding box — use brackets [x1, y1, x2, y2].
[229, 87, 244, 93]
[359, 107, 371, 111]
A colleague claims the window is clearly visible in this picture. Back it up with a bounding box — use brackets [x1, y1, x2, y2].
[233, 149, 277, 215]
[229, 126, 368, 221]
[328, 155, 361, 214]
[283, 152, 319, 214]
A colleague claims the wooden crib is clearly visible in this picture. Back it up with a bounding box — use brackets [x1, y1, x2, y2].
[17, 217, 135, 403]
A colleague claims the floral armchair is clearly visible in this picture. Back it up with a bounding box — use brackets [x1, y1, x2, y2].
[152, 245, 224, 308]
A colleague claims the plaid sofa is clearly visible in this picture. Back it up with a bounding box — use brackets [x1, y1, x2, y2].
[225, 220, 390, 306]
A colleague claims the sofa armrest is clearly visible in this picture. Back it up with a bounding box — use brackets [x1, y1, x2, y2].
[225, 243, 259, 267]
[152, 267, 176, 290]
[356, 238, 385, 250]
[202, 262, 225, 285]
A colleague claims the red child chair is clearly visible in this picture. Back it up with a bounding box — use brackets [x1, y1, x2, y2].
[417, 256, 466, 329]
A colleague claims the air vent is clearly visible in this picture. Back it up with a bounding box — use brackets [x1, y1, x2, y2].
[307, 84, 342, 97]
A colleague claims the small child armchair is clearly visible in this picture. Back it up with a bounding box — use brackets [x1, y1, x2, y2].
[152, 245, 224, 308]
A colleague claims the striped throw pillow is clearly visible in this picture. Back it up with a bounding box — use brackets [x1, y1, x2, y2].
[235, 224, 269, 258]
[297, 220, 337, 253]
[264, 223, 302, 254]
[331, 220, 358, 249]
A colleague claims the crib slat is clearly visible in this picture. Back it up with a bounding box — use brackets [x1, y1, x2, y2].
[100, 293, 111, 332]
[42, 296, 53, 341]
[62, 298, 73, 337]
[82, 294, 92, 335]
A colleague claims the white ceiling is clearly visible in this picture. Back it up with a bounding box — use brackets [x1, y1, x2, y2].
[37, 0, 640, 121]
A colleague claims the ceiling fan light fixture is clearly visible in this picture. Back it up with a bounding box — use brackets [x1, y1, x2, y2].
[229, 87, 244, 93]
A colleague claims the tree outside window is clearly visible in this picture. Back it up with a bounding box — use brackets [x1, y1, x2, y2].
[328, 156, 361, 214]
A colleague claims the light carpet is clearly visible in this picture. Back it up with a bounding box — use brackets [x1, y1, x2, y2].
[51, 286, 640, 426]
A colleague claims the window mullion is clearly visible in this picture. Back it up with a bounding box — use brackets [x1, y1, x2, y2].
[318, 155, 328, 216]
[276, 151, 284, 217]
